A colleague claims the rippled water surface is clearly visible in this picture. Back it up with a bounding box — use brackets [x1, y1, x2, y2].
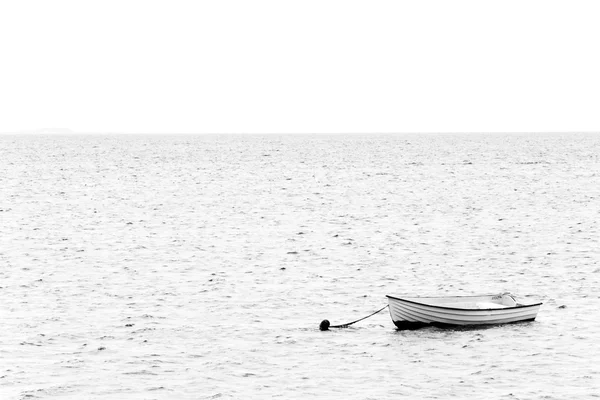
[1, 133, 599, 399]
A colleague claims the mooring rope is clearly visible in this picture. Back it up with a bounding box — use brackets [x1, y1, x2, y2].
[320, 304, 389, 330]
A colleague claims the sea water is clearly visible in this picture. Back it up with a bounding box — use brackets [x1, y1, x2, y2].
[1, 133, 599, 399]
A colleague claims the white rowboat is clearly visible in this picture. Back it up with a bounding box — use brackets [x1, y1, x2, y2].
[387, 293, 542, 330]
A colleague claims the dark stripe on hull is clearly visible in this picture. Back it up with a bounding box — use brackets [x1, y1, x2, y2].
[393, 318, 536, 330]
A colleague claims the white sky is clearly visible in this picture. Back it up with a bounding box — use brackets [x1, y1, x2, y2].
[1, 0, 599, 134]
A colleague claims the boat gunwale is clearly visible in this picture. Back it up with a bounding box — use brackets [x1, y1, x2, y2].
[386, 294, 543, 312]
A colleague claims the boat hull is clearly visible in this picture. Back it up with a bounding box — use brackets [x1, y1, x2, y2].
[387, 294, 542, 330]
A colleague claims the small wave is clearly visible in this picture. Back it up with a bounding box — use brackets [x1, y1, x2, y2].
[122, 370, 159, 375]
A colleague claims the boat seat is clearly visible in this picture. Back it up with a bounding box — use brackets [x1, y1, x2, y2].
[501, 293, 518, 307]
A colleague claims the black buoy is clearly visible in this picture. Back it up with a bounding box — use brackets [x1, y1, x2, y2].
[317, 305, 389, 331]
